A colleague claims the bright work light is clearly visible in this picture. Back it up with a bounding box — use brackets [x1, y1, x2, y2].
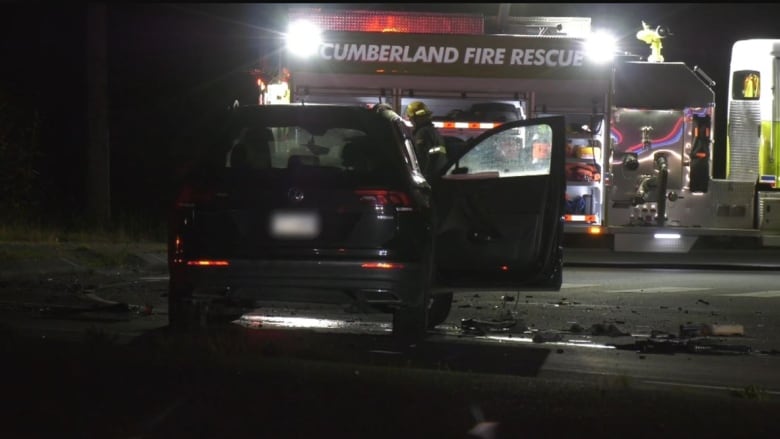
[584, 30, 617, 64]
[286, 19, 322, 57]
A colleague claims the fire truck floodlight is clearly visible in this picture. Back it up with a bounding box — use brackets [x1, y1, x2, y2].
[286, 19, 322, 58]
[584, 30, 617, 64]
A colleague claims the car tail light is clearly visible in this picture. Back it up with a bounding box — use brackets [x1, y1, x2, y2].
[354, 189, 412, 207]
[175, 184, 216, 208]
[361, 262, 405, 270]
[172, 234, 185, 264]
[186, 260, 230, 266]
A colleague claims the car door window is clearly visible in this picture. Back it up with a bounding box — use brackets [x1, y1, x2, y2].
[446, 124, 553, 178]
[431, 116, 565, 289]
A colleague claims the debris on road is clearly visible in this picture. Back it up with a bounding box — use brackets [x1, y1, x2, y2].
[461, 317, 519, 335]
[702, 323, 745, 336]
[613, 321, 751, 355]
[532, 330, 564, 343]
[630, 337, 752, 355]
[590, 322, 630, 337]
[680, 323, 745, 338]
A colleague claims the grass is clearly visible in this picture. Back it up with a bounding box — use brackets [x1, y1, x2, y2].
[0, 213, 167, 276]
[733, 384, 770, 400]
[0, 240, 165, 274]
[0, 212, 166, 244]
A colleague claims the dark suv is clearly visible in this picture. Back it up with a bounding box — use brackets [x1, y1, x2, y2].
[169, 104, 566, 341]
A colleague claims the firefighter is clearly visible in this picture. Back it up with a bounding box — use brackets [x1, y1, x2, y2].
[743, 73, 759, 98]
[405, 101, 447, 179]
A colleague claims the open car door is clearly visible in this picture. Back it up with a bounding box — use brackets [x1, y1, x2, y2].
[431, 116, 566, 291]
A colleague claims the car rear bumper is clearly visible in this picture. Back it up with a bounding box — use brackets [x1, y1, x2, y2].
[170, 258, 425, 308]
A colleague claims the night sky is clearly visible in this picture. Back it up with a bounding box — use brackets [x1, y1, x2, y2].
[2, 3, 780, 228]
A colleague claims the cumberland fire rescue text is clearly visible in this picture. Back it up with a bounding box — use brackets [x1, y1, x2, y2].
[319, 43, 586, 67]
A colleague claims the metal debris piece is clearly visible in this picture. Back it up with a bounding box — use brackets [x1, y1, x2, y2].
[702, 323, 744, 336]
[680, 323, 703, 338]
[590, 323, 629, 337]
[629, 337, 751, 355]
[680, 323, 745, 338]
[532, 331, 564, 343]
[686, 340, 751, 354]
[460, 317, 518, 335]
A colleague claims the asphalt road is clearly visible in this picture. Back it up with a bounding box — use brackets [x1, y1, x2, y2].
[2, 242, 779, 391]
[3, 241, 780, 437]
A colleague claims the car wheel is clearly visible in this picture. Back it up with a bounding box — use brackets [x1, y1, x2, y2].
[427, 292, 453, 329]
[529, 248, 563, 291]
[393, 300, 428, 342]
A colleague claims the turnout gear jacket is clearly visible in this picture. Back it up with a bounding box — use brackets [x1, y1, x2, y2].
[412, 120, 447, 179]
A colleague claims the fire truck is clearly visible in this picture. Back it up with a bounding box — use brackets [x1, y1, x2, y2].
[726, 39, 780, 247]
[254, 7, 780, 252]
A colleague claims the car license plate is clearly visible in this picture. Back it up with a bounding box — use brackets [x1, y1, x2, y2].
[270, 210, 320, 239]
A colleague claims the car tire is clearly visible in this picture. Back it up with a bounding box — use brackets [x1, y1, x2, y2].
[393, 300, 428, 342]
[542, 249, 563, 291]
[427, 292, 453, 329]
[529, 247, 563, 291]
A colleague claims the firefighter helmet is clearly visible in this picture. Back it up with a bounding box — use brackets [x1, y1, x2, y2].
[406, 101, 432, 118]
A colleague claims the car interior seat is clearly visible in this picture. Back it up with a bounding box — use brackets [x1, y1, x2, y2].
[340, 137, 371, 172]
[287, 154, 320, 169]
[229, 127, 273, 169]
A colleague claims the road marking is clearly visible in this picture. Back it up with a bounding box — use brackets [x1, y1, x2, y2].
[59, 257, 83, 268]
[721, 290, 780, 298]
[561, 283, 599, 289]
[643, 380, 780, 396]
[139, 275, 169, 281]
[606, 287, 711, 293]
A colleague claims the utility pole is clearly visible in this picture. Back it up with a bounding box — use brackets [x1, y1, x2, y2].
[86, 3, 111, 227]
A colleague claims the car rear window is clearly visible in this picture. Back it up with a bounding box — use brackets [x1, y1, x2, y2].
[221, 106, 406, 184]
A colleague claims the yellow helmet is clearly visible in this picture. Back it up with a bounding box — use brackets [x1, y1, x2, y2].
[406, 101, 432, 118]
